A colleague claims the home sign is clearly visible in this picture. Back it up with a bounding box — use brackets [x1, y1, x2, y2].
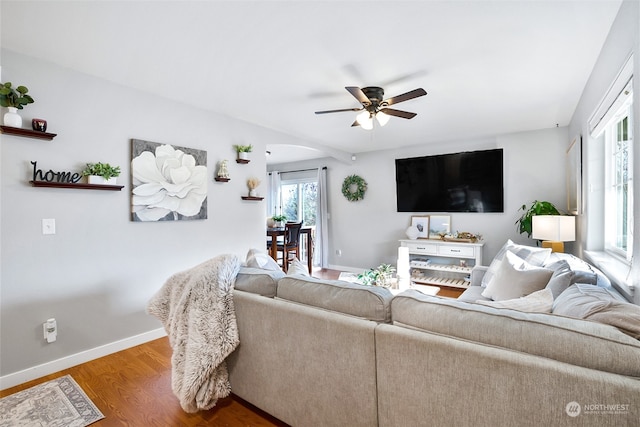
[31, 161, 82, 184]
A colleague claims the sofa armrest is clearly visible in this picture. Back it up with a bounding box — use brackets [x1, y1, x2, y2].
[470, 265, 489, 287]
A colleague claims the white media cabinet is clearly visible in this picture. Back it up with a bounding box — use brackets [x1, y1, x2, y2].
[399, 239, 484, 290]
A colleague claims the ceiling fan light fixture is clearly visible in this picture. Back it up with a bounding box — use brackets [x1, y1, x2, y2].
[356, 110, 374, 130]
[376, 111, 390, 126]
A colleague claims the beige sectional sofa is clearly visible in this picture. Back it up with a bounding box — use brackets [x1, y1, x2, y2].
[227, 252, 640, 427]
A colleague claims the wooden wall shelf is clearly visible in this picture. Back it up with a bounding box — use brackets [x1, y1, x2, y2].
[30, 181, 124, 191]
[241, 196, 263, 201]
[214, 177, 230, 182]
[236, 159, 250, 164]
[1, 126, 57, 140]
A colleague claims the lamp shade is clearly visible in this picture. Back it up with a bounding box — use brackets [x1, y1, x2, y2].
[532, 215, 575, 242]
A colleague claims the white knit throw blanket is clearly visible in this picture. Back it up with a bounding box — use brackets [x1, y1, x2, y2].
[147, 254, 241, 413]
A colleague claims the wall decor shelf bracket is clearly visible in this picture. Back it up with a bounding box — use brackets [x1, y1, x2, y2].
[30, 181, 124, 191]
[1, 126, 57, 140]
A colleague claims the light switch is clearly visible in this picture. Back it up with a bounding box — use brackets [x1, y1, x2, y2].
[42, 218, 56, 235]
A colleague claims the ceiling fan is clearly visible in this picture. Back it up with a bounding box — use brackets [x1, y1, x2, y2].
[315, 86, 427, 129]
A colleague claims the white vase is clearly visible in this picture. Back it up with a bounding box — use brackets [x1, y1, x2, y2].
[249, 189, 257, 197]
[238, 152, 249, 160]
[88, 175, 117, 185]
[406, 226, 420, 240]
[3, 107, 22, 128]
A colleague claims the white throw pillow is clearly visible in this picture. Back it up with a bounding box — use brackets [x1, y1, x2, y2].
[481, 240, 552, 287]
[476, 288, 554, 313]
[481, 251, 554, 300]
[287, 257, 310, 276]
[245, 248, 281, 271]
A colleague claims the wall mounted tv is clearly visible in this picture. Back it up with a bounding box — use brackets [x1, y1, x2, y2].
[395, 148, 504, 213]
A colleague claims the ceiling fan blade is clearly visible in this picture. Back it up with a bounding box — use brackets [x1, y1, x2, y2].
[345, 86, 371, 105]
[379, 108, 417, 119]
[315, 107, 362, 115]
[384, 88, 427, 106]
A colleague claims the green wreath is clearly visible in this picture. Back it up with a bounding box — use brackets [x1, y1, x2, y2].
[342, 174, 367, 202]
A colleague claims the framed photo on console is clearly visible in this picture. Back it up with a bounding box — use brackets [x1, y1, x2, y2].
[410, 216, 430, 239]
[429, 215, 451, 239]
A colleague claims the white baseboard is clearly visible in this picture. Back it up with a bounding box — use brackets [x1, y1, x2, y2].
[327, 264, 365, 273]
[0, 328, 167, 391]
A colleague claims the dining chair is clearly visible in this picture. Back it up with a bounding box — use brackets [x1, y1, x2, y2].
[270, 221, 302, 272]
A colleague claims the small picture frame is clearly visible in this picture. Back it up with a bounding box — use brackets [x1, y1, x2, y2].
[410, 216, 430, 239]
[429, 215, 451, 239]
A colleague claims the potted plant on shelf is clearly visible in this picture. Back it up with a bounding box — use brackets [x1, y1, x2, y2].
[81, 162, 121, 185]
[233, 144, 253, 162]
[515, 200, 561, 238]
[0, 82, 35, 128]
[271, 214, 287, 228]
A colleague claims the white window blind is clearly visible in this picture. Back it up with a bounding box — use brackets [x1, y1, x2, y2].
[588, 54, 634, 138]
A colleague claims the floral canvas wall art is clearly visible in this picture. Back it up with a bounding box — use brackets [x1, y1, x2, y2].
[131, 139, 207, 221]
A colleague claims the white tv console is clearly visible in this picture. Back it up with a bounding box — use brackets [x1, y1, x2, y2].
[399, 239, 484, 290]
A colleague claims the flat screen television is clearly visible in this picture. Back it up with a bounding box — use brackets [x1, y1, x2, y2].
[395, 149, 504, 213]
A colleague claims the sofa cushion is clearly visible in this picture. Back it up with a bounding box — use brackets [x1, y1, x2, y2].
[235, 267, 284, 298]
[391, 289, 640, 377]
[553, 284, 640, 339]
[277, 276, 393, 323]
[245, 248, 281, 271]
[476, 288, 553, 313]
[481, 251, 553, 300]
[481, 240, 551, 287]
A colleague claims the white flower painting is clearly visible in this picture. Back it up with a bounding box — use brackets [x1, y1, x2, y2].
[131, 139, 207, 221]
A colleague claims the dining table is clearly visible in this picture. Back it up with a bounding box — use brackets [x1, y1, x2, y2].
[267, 226, 313, 273]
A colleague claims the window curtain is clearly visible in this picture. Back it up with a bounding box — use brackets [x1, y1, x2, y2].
[267, 171, 281, 217]
[315, 167, 329, 268]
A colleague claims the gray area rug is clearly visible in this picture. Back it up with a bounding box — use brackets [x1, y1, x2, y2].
[0, 374, 104, 427]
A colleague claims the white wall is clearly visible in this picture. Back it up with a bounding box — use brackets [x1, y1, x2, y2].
[567, 0, 639, 304]
[0, 50, 284, 378]
[271, 126, 569, 271]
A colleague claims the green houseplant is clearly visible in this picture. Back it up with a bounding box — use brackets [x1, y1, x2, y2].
[515, 200, 561, 238]
[358, 263, 396, 288]
[1, 82, 35, 128]
[81, 162, 121, 184]
[0, 82, 34, 109]
[233, 144, 253, 161]
[271, 214, 287, 227]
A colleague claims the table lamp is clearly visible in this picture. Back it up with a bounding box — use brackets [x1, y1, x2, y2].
[532, 215, 576, 253]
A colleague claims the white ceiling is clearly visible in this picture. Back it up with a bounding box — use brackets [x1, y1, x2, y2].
[1, 1, 622, 164]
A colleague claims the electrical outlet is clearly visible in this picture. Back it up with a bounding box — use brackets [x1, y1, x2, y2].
[43, 318, 57, 343]
[42, 219, 56, 235]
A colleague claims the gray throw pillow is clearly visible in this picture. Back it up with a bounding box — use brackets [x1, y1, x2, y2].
[481, 240, 552, 287]
[481, 251, 553, 301]
[544, 260, 575, 299]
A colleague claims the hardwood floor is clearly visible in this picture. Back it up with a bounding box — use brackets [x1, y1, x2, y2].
[1, 268, 460, 426]
[0, 338, 288, 426]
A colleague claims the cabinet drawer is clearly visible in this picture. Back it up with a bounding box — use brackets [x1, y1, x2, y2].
[405, 241, 438, 255]
[438, 245, 475, 258]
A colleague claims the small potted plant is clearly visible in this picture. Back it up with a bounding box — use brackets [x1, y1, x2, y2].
[515, 200, 561, 238]
[358, 263, 396, 288]
[0, 82, 35, 128]
[271, 214, 287, 227]
[81, 162, 121, 185]
[247, 177, 261, 197]
[233, 144, 253, 162]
